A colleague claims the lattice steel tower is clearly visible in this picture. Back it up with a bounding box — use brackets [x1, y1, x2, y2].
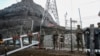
[46, 0, 60, 25]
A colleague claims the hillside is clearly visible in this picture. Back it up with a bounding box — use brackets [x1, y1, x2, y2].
[0, 0, 57, 32]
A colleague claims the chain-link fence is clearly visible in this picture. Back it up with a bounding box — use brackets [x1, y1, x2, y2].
[43, 32, 86, 52]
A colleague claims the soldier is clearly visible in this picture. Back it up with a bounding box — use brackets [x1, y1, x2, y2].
[94, 22, 100, 56]
[52, 30, 58, 49]
[76, 25, 83, 51]
[60, 32, 65, 48]
[84, 28, 91, 56]
[27, 31, 33, 44]
[12, 33, 20, 47]
[40, 29, 45, 48]
[84, 28, 90, 49]
[58, 32, 65, 49]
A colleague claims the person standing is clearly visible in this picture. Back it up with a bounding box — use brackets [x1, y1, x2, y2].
[27, 31, 33, 44]
[58, 32, 65, 50]
[60, 32, 65, 48]
[76, 25, 83, 51]
[12, 33, 20, 47]
[52, 30, 58, 50]
[94, 22, 100, 56]
[40, 29, 45, 48]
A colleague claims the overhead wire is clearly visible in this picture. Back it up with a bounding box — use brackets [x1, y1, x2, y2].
[79, 0, 100, 7]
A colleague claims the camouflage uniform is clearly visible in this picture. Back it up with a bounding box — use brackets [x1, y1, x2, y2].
[52, 31, 58, 49]
[27, 31, 33, 44]
[60, 33, 65, 48]
[13, 33, 20, 46]
[94, 23, 100, 56]
[76, 25, 83, 51]
[40, 29, 45, 48]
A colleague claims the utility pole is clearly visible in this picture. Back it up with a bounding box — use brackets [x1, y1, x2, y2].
[31, 20, 34, 32]
[70, 18, 77, 52]
[78, 8, 85, 51]
[20, 25, 23, 47]
[70, 18, 73, 52]
[65, 12, 67, 29]
[78, 8, 82, 28]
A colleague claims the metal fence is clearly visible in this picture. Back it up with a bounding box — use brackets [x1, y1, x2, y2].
[43, 33, 79, 50]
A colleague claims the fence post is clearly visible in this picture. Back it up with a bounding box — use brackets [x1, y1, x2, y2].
[70, 18, 73, 52]
[38, 32, 40, 48]
[90, 24, 95, 56]
[20, 25, 23, 47]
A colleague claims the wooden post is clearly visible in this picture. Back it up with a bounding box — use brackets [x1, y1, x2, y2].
[31, 20, 34, 32]
[4, 45, 8, 56]
[70, 18, 73, 52]
[65, 12, 67, 29]
[78, 8, 82, 28]
[90, 24, 95, 56]
[20, 25, 23, 47]
[38, 32, 40, 48]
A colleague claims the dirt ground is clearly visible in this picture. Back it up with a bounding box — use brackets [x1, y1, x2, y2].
[9, 48, 87, 56]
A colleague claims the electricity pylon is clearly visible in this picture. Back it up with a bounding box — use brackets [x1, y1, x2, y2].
[46, 0, 60, 25]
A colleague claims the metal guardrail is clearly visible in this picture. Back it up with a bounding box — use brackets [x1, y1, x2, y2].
[1, 32, 39, 56]
[3, 32, 38, 41]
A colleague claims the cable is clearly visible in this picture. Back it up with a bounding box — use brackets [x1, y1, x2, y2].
[80, 0, 99, 6]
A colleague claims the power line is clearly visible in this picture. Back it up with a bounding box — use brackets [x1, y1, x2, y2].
[80, 0, 100, 7]
[74, 15, 98, 19]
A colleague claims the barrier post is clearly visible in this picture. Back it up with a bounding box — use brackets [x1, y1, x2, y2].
[4, 45, 8, 56]
[20, 37, 23, 48]
[90, 24, 95, 56]
[38, 32, 40, 48]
